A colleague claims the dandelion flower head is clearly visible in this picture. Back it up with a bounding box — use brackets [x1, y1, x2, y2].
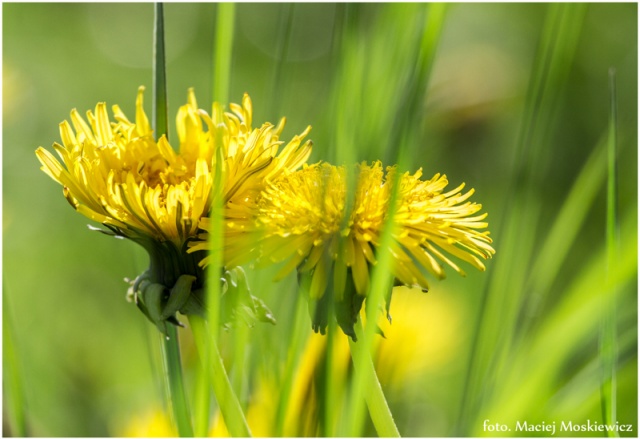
[36, 87, 312, 251]
[218, 161, 495, 337]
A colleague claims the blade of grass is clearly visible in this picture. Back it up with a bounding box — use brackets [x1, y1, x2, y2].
[3, 290, 28, 437]
[161, 326, 194, 437]
[198, 6, 237, 428]
[525, 134, 607, 310]
[599, 67, 619, 436]
[229, 317, 250, 405]
[274, 294, 312, 436]
[457, 4, 587, 432]
[266, 3, 294, 117]
[343, 156, 403, 438]
[153, 3, 168, 141]
[333, 5, 446, 436]
[392, 3, 447, 164]
[189, 315, 252, 437]
[213, 3, 235, 105]
[347, 320, 401, 438]
[318, 318, 338, 436]
[474, 209, 636, 431]
[153, 4, 193, 436]
[193, 362, 211, 437]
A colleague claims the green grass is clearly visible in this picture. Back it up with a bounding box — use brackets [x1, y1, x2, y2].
[3, 291, 28, 437]
[600, 67, 620, 437]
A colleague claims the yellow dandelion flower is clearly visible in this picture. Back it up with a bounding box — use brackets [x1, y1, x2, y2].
[218, 161, 494, 338]
[36, 87, 312, 330]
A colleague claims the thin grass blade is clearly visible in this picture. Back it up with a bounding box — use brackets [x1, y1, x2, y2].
[213, 3, 235, 105]
[599, 67, 620, 436]
[161, 326, 194, 437]
[189, 315, 252, 437]
[152, 5, 193, 436]
[153, 3, 168, 140]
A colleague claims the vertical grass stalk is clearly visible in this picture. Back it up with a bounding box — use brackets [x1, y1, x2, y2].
[213, 3, 235, 105]
[153, 3, 168, 140]
[189, 315, 252, 437]
[161, 326, 195, 437]
[266, 3, 294, 117]
[153, 4, 193, 436]
[599, 67, 619, 436]
[274, 295, 310, 436]
[344, 167, 403, 438]
[193, 363, 211, 436]
[347, 320, 401, 438]
[201, 4, 244, 435]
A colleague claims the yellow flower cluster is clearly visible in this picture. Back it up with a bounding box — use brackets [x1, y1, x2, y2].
[195, 161, 494, 337]
[37, 88, 493, 336]
[36, 87, 312, 250]
[244, 162, 493, 294]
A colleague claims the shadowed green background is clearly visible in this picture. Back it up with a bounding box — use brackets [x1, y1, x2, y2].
[3, 3, 637, 437]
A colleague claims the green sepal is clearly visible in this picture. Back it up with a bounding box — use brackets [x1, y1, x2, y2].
[87, 224, 122, 237]
[300, 268, 332, 335]
[385, 285, 394, 324]
[142, 283, 169, 335]
[334, 274, 365, 341]
[178, 288, 206, 316]
[161, 274, 197, 320]
[251, 295, 276, 325]
[135, 295, 155, 325]
[219, 267, 277, 328]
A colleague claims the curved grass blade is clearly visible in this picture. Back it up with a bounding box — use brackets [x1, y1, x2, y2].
[189, 315, 252, 437]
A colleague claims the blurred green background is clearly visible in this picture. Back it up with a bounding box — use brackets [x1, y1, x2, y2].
[3, 3, 637, 437]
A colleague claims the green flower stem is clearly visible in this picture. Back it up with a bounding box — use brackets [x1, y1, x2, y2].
[161, 325, 194, 437]
[189, 315, 252, 437]
[348, 319, 401, 438]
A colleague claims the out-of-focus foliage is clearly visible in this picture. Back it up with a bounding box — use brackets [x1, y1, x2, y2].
[3, 3, 637, 437]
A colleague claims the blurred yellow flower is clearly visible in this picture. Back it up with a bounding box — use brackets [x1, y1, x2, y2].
[216, 161, 494, 337]
[117, 406, 176, 437]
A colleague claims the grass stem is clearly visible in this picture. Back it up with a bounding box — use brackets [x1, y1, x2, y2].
[193, 362, 211, 437]
[161, 325, 194, 437]
[599, 67, 619, 437]
[347, 319, 401, 438]
[153, 2, 168, 140]
[189, 315, 252, 437]
[213, 3, 235, 105]
[152, 5, 193, 436]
